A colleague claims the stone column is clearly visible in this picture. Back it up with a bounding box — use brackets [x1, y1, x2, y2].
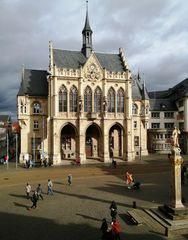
[170, 147, 184, 208]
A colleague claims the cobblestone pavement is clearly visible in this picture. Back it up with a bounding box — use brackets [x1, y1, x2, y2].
[0, 155, 188, 240]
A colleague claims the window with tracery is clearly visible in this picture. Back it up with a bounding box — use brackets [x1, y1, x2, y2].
[33, 120, 39, 129]
[117, 88, 124, 112]
[84, 86, 92, 112]
[33, 102, 41, 114]
[70, 86, 78, 112]
[107, 88, 115, 112]
[59, 85, 67, 112]
[94, 87, 102, 112]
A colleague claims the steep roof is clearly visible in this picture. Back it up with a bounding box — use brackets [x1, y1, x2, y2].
[53, 49, 125, 72]
[18, 69, 48, 96]
[148, 90, 169, 99]
[149, 99, 177, 111]
[53, 49, 86, 69]
[148, 78, 188, 101]
[132, 80, 149, 100]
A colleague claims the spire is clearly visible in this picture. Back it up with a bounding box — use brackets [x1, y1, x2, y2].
[137, 69, 141, 81]
[82, 1, 92, 34]
[142, 77, 149, 100]
[81, 0, 93, 58]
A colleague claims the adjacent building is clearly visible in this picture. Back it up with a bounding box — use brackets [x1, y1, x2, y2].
[148, 78, 188, 154]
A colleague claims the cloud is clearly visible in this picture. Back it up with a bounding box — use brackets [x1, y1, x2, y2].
[0, 0, 187, 117]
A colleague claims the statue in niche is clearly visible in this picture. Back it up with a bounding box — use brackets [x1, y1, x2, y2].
[103, 97, 108, 112]
[79, 96, 83, 112]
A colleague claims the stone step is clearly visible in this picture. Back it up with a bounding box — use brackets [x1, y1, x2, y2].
[144, 208, 188, 236]
[127, 209, 166, 235]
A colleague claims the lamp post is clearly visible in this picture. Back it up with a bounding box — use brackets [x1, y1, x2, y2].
[15, 133, 18, 169]
[42, 113, 45, 162]
[33, 132, 35, 167]
[139, 119, 142, 161]
[6, 133, 9, 169]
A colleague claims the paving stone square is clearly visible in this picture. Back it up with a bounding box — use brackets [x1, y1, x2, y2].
[0, 158, 188, 240]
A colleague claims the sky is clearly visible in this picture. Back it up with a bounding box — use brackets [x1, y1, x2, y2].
[0, 0, 187, 119]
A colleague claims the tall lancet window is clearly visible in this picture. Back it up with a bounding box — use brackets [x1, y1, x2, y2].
[59, 85, 67, 112]
[94, 87, 102, 112]
[84, 86, 92, 112]
[107, 88, 115, 112]
[70, 86, 78, 112]
[117, 88, 124, 113]
[20, 100, 23, 113]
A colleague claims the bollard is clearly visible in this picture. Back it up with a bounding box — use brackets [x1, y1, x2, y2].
[133, 201, 137, 208]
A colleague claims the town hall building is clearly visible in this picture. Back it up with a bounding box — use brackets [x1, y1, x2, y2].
[17, 6, 149, 165]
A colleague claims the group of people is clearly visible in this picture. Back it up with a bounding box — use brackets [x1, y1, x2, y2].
[26, 174, 73, 210]
[26, 183, 44, 210]
[100, 201, 121, 240]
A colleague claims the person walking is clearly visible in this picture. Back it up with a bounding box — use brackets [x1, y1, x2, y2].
[26, 183, 31, 199]
[36, 184, 43, 200]
[100, 218, 108, 239]
[68, 174, 72, 186]
[111, 219, 121, 240]
[29, 191, 38, 210]
[47, 179, 53, 195]
[109, 201, 118, 222]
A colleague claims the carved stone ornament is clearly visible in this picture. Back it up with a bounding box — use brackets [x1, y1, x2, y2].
[173, 158, 183, 166]
[85, 63, 101, 82]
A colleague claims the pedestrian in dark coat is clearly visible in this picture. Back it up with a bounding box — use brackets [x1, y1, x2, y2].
[68, 174, 72, 186]
[30, 191, 38, 209]
[109, 201, 118, 222]
[100, 218, 108, 239]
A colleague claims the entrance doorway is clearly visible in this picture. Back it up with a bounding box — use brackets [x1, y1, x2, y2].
[85, 124, 101, 159]
[109, 124, 123, 158]
[61, 124, 77, 159]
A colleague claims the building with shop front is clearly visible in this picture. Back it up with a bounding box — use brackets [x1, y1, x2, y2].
[17, 6, 149, 165]
[148, 78, 188, 154]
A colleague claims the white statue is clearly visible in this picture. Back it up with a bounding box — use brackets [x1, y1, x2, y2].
[172, 127, 181, 147]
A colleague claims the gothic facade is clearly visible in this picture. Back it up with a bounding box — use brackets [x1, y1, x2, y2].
[17, 8, 149, 165]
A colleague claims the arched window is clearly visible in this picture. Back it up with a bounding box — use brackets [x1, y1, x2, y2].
[84, 86, 92, 112]
[107, 88, 115, 112]
[59, 85, 67, 112]
[20, 100, 23, 113]
[33, 102, 41, 114]
[117, 88, 124, 113]
[132, 104, 138, 115]
[70, 86, 78, 112]
[94, 87, 102, 112]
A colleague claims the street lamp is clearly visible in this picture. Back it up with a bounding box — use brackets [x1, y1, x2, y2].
[15, 133, 18, 169]
[42, 112, 45, 162]
[6, 133, 9, 169]
[33, 132, 35, 167]
[139, 119, 142, 161]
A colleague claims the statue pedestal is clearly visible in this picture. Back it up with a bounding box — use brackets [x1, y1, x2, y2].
[159, 147, 188, 219]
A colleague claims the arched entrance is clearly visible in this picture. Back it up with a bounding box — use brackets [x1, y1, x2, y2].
[85, 124, 101, 159]
[109, 124, 123, 158]
[60, 124, 77, 160]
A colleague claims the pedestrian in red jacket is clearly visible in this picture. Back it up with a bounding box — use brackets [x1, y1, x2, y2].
[111, 219, 121, 240]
